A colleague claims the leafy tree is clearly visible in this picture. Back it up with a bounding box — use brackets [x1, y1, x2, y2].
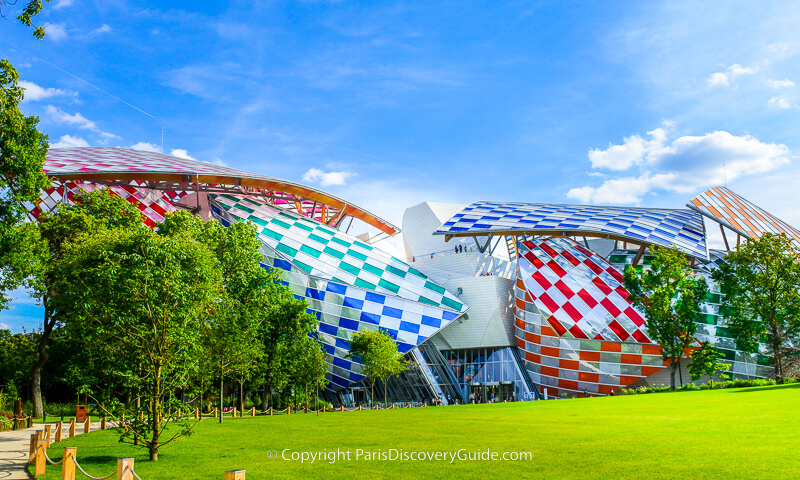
[257, 292, 318, 411]
[28, 189, 144, 417]
[292, 336, 328, 415]
[347, 329, 408, 407]
[1, 6, 51, 308]
[624, 246, 708, 390]
[712, 233, 800, 382]
[687, 341, 731, 387]
[52, 226, 222, 461]
[0, 329, 38, 401]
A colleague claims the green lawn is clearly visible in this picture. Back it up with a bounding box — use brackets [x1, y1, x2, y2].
[33, 384, 800, 479]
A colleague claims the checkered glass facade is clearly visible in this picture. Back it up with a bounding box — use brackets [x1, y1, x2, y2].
[208, 194, 465, 391]
[435, 201, 708, 259]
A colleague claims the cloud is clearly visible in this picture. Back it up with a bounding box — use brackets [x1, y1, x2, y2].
[170, 149, 196, 160]
[302, 168, 357, 187]
[43, 22, 68, 41]
[707, 64, 757, 88]
[568, 128, 790, 204]
[768, 42, 788, 54]
[18, 81, 77, 102]
[0, 323, 9, 330]
[768, 95, 793, 109]
[209, 158, 227, 166]
[51, 135, 90, 148]
[765, 79, 795, 89]
[45, 105, 119, 139]
[92, 24, 112, 35]
[130, 142, 161, 152]
[53, 0, 74, 9]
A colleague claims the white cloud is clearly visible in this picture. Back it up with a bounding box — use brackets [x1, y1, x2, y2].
[53, 0, 74, 9]
[0, 323, 9, 330]
[209, 158, 227, 166]
[302, 168, 357, 187]
[18, 81, 76, 102]
[45, 105, 119, 139]
[768, 42, 788, 54]
[170, 149, 196, 160]
[130, 142, 161, 152]
[92, 24, 112, 35]
[569, 128, 790, 204]
[51, 135, 90, 148]
[768, 95, 793, 109]
[765, 79, 795, 89]
[43, 22, 68, 41]
[707, 64, 757, 88]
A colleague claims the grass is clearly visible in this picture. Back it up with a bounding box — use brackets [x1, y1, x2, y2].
[32, 384, 800, 480]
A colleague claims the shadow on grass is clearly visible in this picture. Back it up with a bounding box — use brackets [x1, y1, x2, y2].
[730, 383, 800, 393]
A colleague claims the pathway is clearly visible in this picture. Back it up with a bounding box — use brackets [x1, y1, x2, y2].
[0, 421, 101, 479]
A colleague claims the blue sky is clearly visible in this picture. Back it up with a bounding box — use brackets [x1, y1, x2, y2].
[3, 0, 800, 331]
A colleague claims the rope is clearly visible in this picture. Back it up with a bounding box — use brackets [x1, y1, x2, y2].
[42, 448, 64, 465]
[70, 453, 117, 480]
[125, 464, 144, 480]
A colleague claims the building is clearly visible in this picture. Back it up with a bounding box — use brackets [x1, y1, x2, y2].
[35, 148, 798, 404]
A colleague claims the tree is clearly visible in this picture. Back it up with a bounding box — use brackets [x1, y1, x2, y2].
[1, 1, 51, 309]
[624, 245, 708, 390]
[0, 328, 38, 401]
[28, 189, 144, 417]
[712, 233, 800, 382]
[52, 226, 222, 461]
[687, 341, 731, 387]
[292, 336, 328, 416]
[346, 329, 408, 407]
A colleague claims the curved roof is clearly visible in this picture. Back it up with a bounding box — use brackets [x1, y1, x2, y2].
[687, 186, 800, 249]
[44, 148, 399, 235]
[434, 200, 708, 259]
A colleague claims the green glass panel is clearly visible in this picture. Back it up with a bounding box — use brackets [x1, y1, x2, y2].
[354, 278, 375, 290]
[299, 245, 322, 258]
[276, 243, 297, 257]
[294, 260, 312, 274]
[338, 261, 360, 276]
[362, 263, 383, 277]
[441, 297, 462, 311]
[386, 265, 407, 278]
[757, 354, 771, 366]
[260, 228, 283, 241]
[249, 217, 268, 227]
[608, 255, 627, 264]
[378, 278, 400, 294]
[315, 226, 335, 236]
[234, 204, 254, 214]
[719, 349, 736, 361]
[346, 249, 368, 262]
[353, 241, 373, 251]
[272, 218, 292, 230]
[323, 247, 345, 260]
[331, 237, 351, 248]
[308, 233, 329, 245]
[424, 281, 446, 295]
[294, 222, 313, 232]
[407, 268, 427, 279]
[418, 296, 439, 306]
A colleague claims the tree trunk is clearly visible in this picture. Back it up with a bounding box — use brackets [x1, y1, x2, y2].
[219, 370, 224, 425]
[262, 379, 269, 411]
[678, 358, 683, 387]
[31, 304, 55, 418]
[670, 359, 677, 391]
[239, 380, 244, 414]
[315, 384, 319, 417]
[150, 366, 161, 461]
[384, 379, 388, 408]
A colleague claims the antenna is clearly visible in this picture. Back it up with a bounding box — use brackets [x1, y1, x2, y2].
[161, 130, 164, 154]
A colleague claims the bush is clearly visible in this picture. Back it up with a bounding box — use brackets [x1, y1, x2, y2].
[619, 377, 794, 395]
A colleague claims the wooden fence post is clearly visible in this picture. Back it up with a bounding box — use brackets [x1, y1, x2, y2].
[250, 407, 255, 417]
[29, 433, 39, 465]
[195, 408, 200, 420]
[268, 407, 273, 416]
[340, 405, 344, 412]
[101, 416, 107, 430]
[213, 408, 218, 418]
[55, 421, 63, 442]
[117, 458, 134, 480]
[84, 417, 91, 434]
[69, 418, 76, 438]
[27, 416, 33, 428]
[232, 407, 237, 417]
[44, 424, 52, 448]
[224, 470, 246, 480]
[62, 447, 77, 480]
[35, 439, 46, 476]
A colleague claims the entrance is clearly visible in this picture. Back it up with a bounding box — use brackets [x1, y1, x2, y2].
[469, 382, 516, 403]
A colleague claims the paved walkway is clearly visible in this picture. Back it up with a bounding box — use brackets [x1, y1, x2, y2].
[0, 421, 100, 479]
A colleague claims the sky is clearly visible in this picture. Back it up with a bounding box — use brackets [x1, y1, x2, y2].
[2, 0, 800, 332]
